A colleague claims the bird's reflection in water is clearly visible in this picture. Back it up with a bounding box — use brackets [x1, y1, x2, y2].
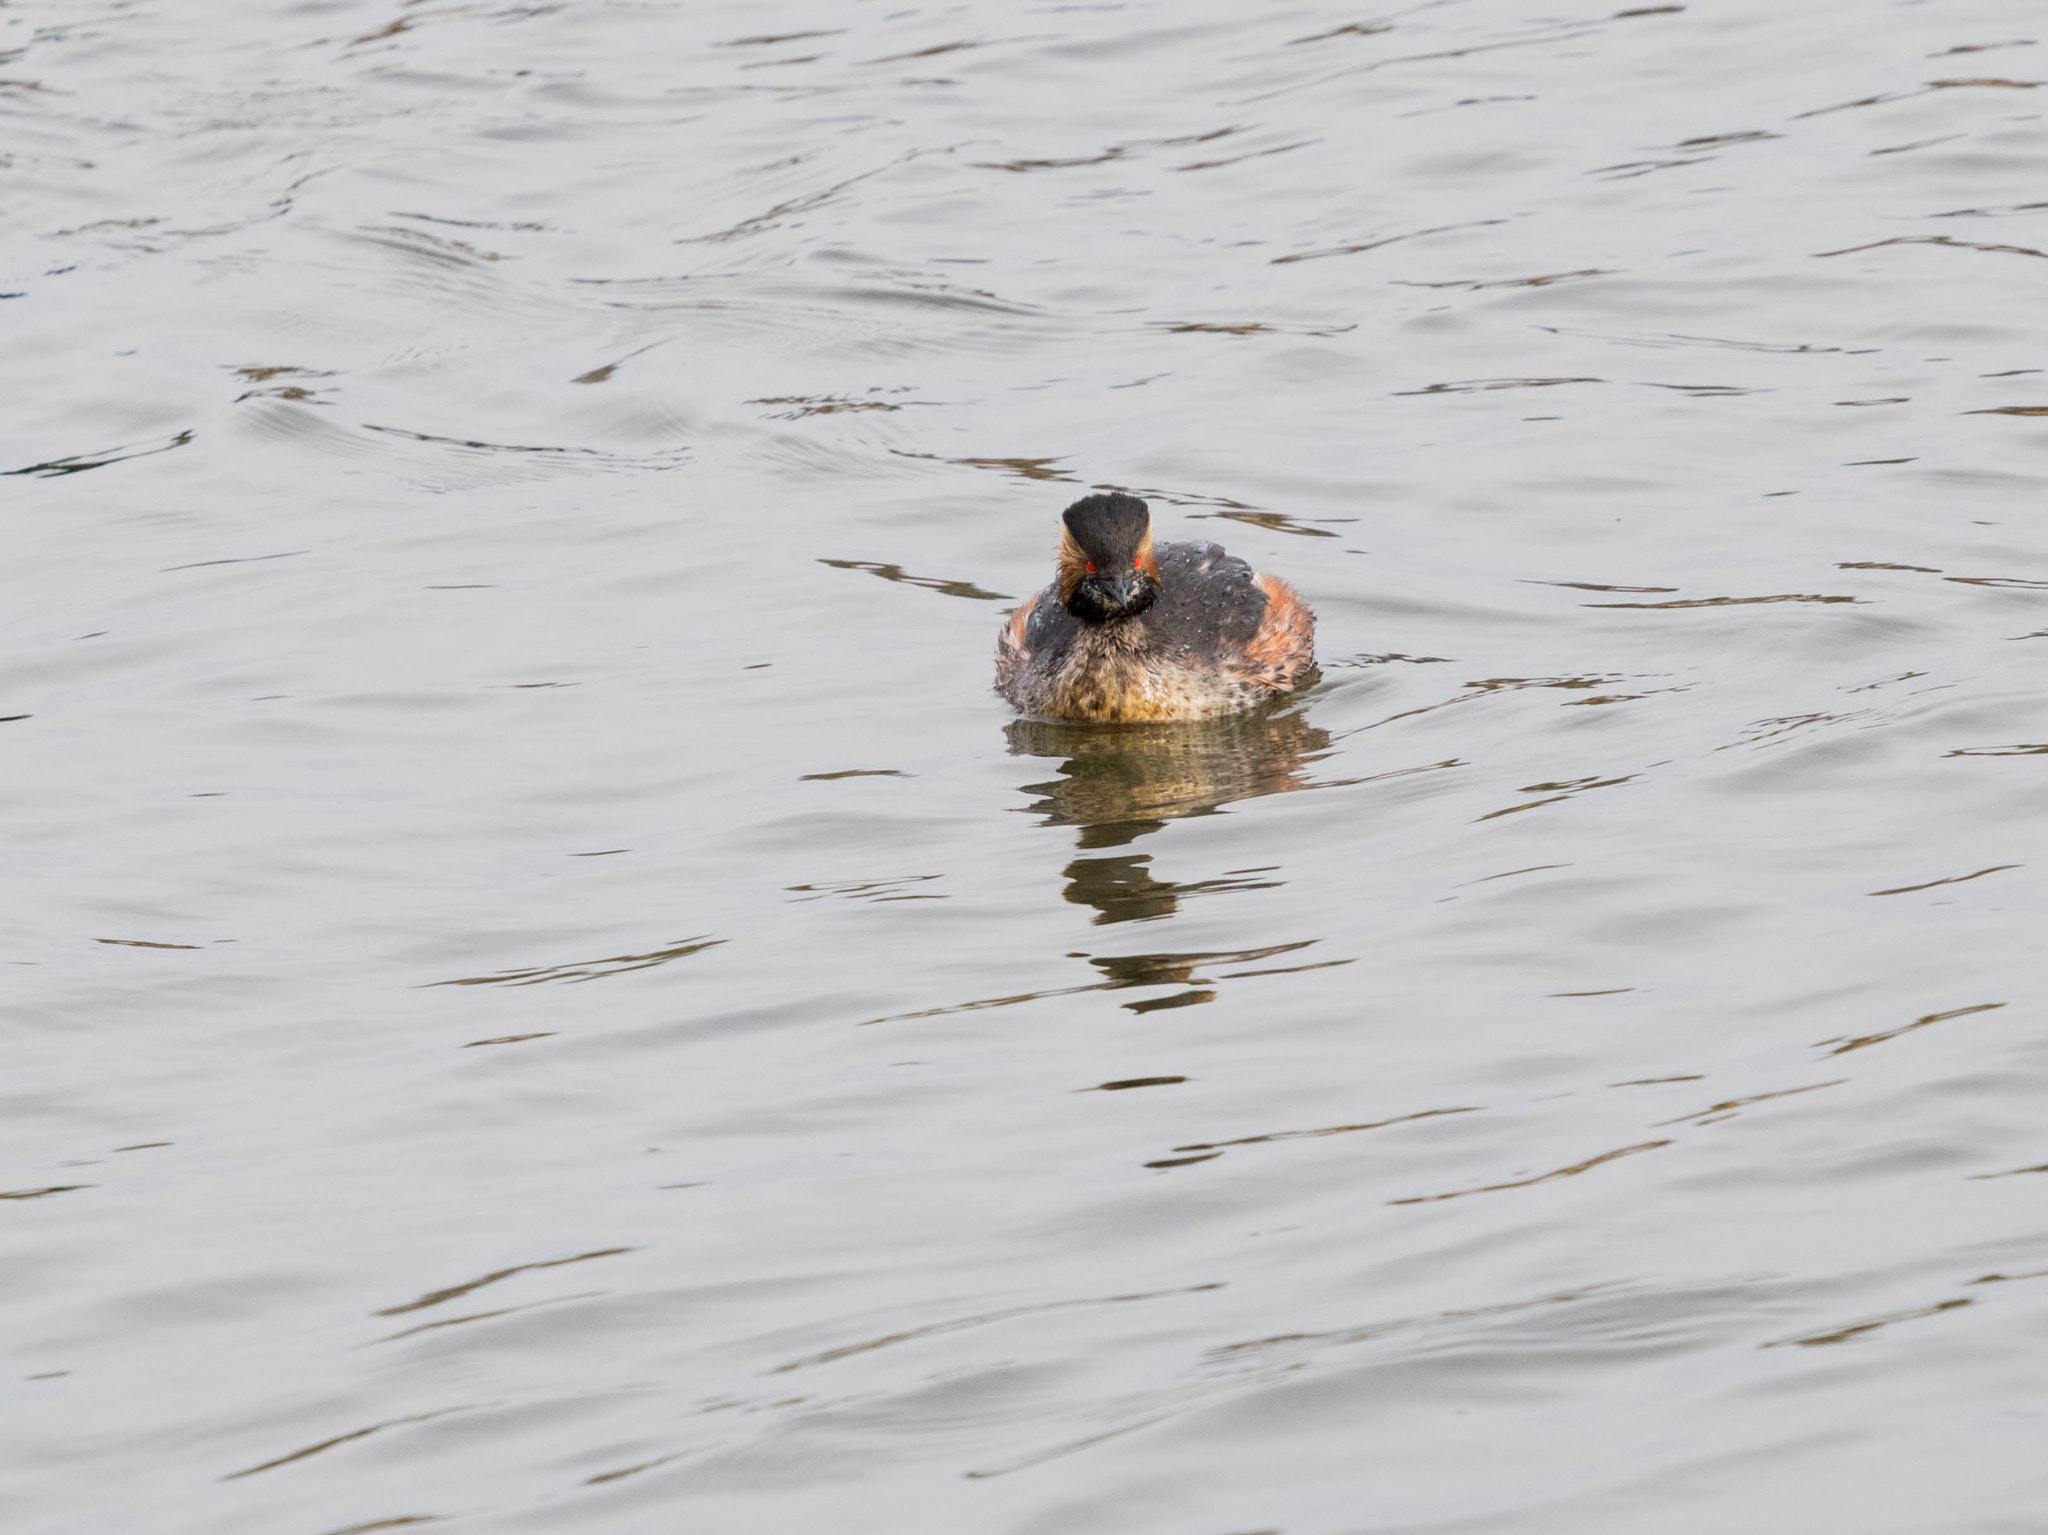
[1007, 707, 1333, 925]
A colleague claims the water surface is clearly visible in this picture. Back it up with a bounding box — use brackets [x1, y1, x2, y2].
[6, 1, 2048, 1531]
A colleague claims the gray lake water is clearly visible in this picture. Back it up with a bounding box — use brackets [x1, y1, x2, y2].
[7, 1, 2048, 1531]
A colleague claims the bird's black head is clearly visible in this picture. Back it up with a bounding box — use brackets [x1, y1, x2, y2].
[1058, 493, 1160, 623]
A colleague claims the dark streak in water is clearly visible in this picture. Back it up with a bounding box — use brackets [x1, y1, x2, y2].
[1348, 675, 1620, 735]
[1175, 139, 1320, 173]
[363, 424, 648, 457]
[584, 1452, 689, 1486]
[1395, 268, 1615, 290]
[1870, 134, 1967, 157]
[233, 365, 336, 382]
[1639, 381, 1769, 395]
[1537, 324, 1843, 354]
[1193, 509, 1338, 537]
[978, 147, 1128, 172]
[1153, 320, 1356, 337]
[422, 937, 724, 987]
[161, 550, 307, 572]
[1388, 1140, 1671, 1204]
[1174, 1105, 1481, 1154]
[374, 1248, 633, 1316]
[718, 30, 845, 47]
[865, 38, 990, 65]
[4, 428, 192, 478]
[1237, 26, 1606, 107]
[1585, 594, 1857, 608]
[753, 394, 903, 418]
[571, 342, 657, 384]
[1653, 1079, 1845, 1126]
[1868, 864, 2019, 896]
[1289, 21, 1393, 44]
[1464, 864, 1572, 885]
[1821, 1002, 2004, 1055]
[1764, 1297, 1971, 1349]
[1675, 129, 1779, 147]
[1588, 156, 1709, 179]
[1528, 580, 1679, 592]
[391, 213, 547, 233]
[2, 1185, 93, 1200]
[769, 1281, 1223, 1373]
[1125, 989, 1214, 1013]
[1816, 235, 2048, 260]
[1082, 1076, 1188, 1091]
[1269, 218, 1506, 265]
[1792, 88, 1928, 119]
[1611, 1075, 1704, 1086]
[889, 450, 1078, 482]
[1219, 957, 1357, 979]
[370, 1291, 600, 1344]
[353, 223, 505, 265]
[859, 942, 1317, 1025]
[680, 163, 892, 244]
[349, 17, 412, 46]
[1213, 1282, 1628, 1361]
[1476, 794, 1571, 821]
[787, 874, 941, 902]
[1331, 652, 1454, 667]
[1930, 43, 2037, 58]
[817, 558, 1008, 601]
[222, 1408, 465, 1480]
[1395, 376, 1602, 395]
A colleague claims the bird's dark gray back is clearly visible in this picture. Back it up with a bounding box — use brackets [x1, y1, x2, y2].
[1141, 541, 1266, 655]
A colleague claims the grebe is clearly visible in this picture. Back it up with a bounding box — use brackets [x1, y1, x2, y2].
[996, 493, 1316, 721]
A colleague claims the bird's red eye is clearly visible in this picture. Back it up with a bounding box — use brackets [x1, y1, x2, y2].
[1085, 561, 1096, 573]
[1133, 557, 1143, 570]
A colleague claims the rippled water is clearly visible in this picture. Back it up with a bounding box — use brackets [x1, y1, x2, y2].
[8, 1, 2048, 1530]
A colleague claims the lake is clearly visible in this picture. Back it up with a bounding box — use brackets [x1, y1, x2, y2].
[6, 1, 2047, 1531]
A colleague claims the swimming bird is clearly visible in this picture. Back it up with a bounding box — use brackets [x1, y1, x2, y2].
[996, 493, 1316, 721]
